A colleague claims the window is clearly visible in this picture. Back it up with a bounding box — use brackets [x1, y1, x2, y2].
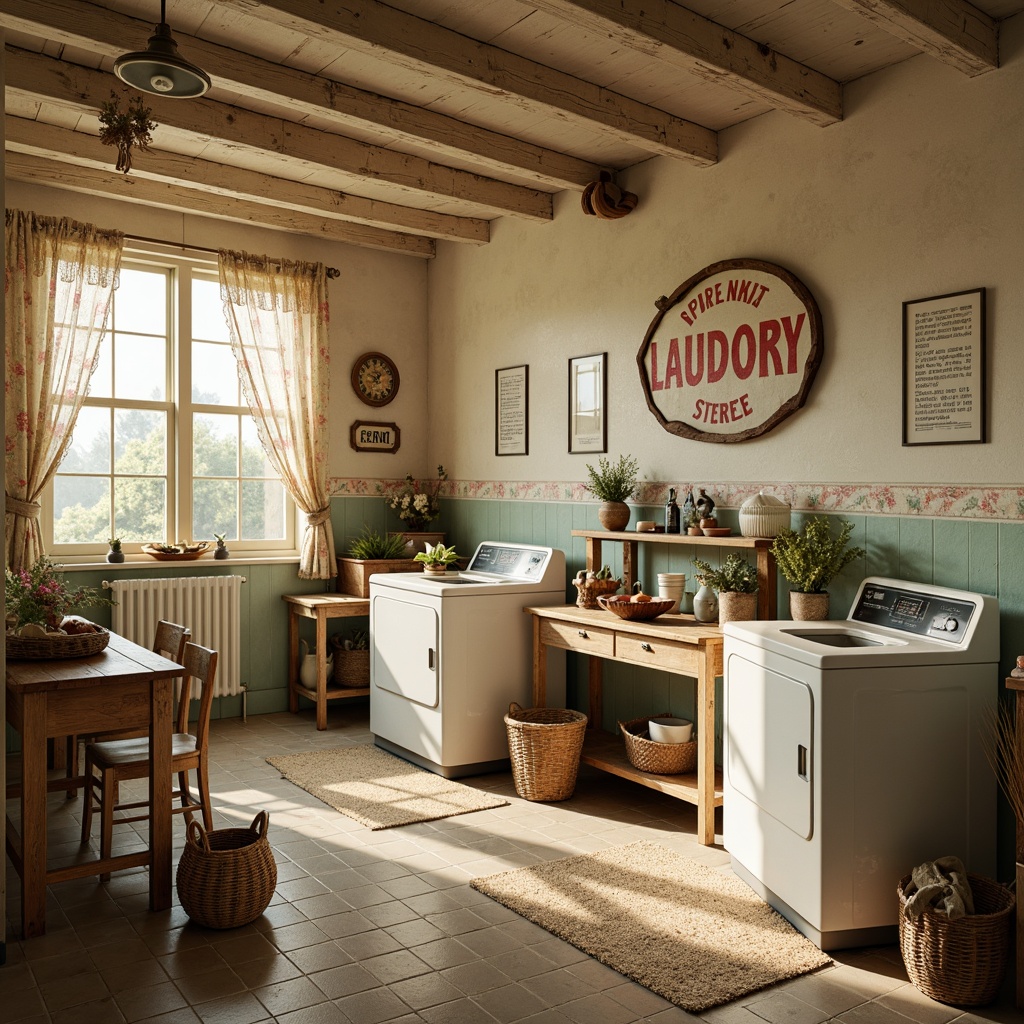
[48, 255, 294, 558]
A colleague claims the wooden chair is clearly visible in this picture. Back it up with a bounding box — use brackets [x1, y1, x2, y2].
[80, 641, 218, 877]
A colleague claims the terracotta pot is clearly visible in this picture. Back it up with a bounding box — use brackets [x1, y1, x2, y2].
[790, 591, 829, 620]
[718, 591, 757, 624]
[597, 501, 630, 532]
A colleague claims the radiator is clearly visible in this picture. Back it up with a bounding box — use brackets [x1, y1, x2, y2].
[108, 576, 244, 697]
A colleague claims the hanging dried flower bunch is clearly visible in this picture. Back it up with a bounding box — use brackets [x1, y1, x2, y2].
[98, 91, 157, 174]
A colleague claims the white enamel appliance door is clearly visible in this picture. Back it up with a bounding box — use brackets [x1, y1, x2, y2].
[371, 594, 439, 708]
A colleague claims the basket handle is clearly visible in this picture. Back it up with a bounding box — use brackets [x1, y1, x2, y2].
[186, 818, 211, 853]
[249, 810, 270, 838]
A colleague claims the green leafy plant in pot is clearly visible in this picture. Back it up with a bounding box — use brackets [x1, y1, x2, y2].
[770, 516, 865, 620]
[584, 454, 639, 532]
[692, 554, 758, 624]
[414, 541, 460, 574]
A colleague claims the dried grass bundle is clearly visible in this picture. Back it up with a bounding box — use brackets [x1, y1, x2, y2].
[982, 700, 1024, 858]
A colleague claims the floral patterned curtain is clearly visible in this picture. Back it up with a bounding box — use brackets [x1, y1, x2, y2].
[218, 250, 335, 579]
[4, 210, 123, 571]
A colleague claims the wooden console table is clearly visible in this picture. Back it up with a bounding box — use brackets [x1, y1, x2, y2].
[1005, 672, 1024, 1009]
[282, 593, 370, 730]
[526, 603, 724, 846]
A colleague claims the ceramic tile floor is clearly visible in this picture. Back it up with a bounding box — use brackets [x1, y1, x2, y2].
[2, 707, 1019, 1024]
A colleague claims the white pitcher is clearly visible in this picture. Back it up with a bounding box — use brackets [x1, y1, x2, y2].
[299, 639, 334, 687]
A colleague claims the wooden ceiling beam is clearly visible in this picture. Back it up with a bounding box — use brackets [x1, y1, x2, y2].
[4, 151, 436, 257]
[217, 0, 718, 165]
[5, 118, 489, 244]
[832, 0, 998, 76]
[0, 0, 600, 191]
[529, 0, 842, 126]
[4, 47, 553, 222]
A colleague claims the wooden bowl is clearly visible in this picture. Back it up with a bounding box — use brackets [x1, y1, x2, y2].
[596, 595, 675, 621]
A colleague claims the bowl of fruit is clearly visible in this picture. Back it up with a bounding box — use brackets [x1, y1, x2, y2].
[597, 582, 675, 621]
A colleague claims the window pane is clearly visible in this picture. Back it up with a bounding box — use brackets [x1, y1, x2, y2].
[192, 276, 230, 343]
[194, 413, 238, 475]
[116, 268, 166, 334]
[242, 479, 286, 540]
[192, 341, 239, 405]
[62, 407, 110, 473]
[194, 479, 237, 540]
[53, 476, 110, 543]
[114, 409, 166, 474]
[241, 417, 275, 476]
[114, 477, 167, 541]
[115, 333, 166, 400]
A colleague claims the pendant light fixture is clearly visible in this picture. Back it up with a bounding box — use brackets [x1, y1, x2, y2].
[113, 0, 211, 99]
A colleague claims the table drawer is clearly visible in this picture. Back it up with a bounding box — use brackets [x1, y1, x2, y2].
[615, 633, 698, 674]
[540, 618, 615, 657]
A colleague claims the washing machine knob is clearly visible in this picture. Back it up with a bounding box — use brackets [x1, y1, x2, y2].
[944, 617, 959, 632]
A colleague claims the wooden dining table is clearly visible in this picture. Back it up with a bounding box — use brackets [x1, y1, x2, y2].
[5, 631, 183, 939]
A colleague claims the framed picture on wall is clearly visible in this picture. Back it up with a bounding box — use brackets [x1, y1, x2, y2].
[568, 352, 607, 454]
[903, 288, 986, 446]
[495, 364, 529, 456]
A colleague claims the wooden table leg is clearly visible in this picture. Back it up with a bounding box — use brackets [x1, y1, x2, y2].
[148, 676, 173, 911]
[588, 657, 602, 730]
[696, 648, 716, 846]
[532, 616, 547, 707]
[287, 606, 299, 714]
[20, 694, 48, 938]
[315, 609, 328, 730]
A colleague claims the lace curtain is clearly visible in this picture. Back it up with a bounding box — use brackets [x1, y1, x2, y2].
[218, 250, 335, 579]
[4, 210, 124, 571]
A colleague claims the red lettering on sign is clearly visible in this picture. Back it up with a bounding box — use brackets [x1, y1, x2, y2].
[732, 324, 756, 380]
[782, 313, 805, 373]
[758, 319, 783, 377]
[664, 338, 683, 389]
[685, 334, 704, 387]
[650, 340, 665, 390]
[692, 394, 754, 423]
[707, 330, 728, 384]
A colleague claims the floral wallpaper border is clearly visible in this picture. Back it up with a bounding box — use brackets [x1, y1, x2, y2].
[330, 478, 1024, 522]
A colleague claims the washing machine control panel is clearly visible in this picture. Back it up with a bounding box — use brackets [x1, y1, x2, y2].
[850, 582, 976, 642]
[467, 543, 551, 580]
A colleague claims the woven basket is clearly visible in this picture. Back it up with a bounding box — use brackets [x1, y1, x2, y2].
[5, 625, 110, 660]
[176, 811, 277, 929]
[619, 714, 697, 775]
[504, 702, 588, 802]
[330, 646, 370, 688]
[573, 577, 620, 609]
[897, 872, 1015, 1006]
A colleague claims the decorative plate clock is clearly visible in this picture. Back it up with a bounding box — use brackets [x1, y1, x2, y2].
[351, 351, 400, 407]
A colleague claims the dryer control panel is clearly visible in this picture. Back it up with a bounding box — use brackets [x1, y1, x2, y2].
[851, 581, 977, 642]
[467, 543, 553, 581]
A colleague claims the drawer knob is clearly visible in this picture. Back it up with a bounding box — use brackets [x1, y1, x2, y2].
[578, 630, 589, 639]
[641, 642, 653, 652]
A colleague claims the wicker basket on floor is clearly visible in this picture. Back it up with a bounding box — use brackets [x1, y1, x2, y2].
[504, 702, 588, 802]
[176, 811, 277, 929]
[619, 714, 697, 775]
[897, 872, 1015, 1006]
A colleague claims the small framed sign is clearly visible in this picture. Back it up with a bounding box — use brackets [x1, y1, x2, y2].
[902, 288, 986, 446]
[495, 364, 529, 456]
[350, 420, 400, 453]
[568, 352, 607, 454]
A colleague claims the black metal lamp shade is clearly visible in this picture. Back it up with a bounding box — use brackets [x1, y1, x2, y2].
[113, 6, 210, 99]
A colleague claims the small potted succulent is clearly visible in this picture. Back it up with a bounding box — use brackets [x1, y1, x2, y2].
[692, 554, 759, 624]
[214, 533, 230, 560]
[413, 541, 460, 576]
[584, 454, 639, 532]
[107, 537, 125, 563]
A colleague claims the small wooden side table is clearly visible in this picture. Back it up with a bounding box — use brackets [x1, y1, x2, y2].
[1005, 673, 1024, 1009]
[282, 593, 370, 730]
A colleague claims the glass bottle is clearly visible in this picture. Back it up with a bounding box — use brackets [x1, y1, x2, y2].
[665, 487, 680, 534]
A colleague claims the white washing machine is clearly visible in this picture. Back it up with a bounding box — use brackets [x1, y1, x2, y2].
[723, 577, 999, 950]
[370, 542, 566, 778]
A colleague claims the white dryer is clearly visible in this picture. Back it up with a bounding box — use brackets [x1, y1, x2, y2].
[723, 577, 999, 950]
[370, 542, 566, 778]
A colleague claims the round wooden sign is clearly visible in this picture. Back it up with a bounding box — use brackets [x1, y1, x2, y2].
[636, 259, 823, 443]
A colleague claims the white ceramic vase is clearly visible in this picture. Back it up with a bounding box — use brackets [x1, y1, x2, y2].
[299, 639, 333, 687]
[692, 584, 719, 623]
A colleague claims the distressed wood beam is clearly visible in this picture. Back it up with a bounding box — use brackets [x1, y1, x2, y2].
[831, 0, 997, 75]
[527, 0, 842, 126]
[5, 117, 489, 244]
[217, 0, 718, 165]
[0, 0, 600, 190]
[4, 47, 552, 222]
[4, 151, 436, 257]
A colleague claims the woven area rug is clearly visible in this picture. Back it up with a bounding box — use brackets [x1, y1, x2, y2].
[266, 745, 508, 829]
[471, 840, 831, 1012]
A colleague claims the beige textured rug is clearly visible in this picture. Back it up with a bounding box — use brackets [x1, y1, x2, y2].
[266, 745, 508, 829]
[471, 840, 831, 1012]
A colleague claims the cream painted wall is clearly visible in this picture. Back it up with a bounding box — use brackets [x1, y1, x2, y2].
[4, 181, 430, 482]
[427, 15, 1024, 491]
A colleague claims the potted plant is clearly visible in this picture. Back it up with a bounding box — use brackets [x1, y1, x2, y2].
[381, 465, 447, 553]
[213, 533, 230, 560]
[692, 554, 759, 624]
[584, 454, 639, 531]
[414, 540, 460, 576]
[770, 516, 866, 620]
[106, 537, 125, 564]
[336, 526, 418, 597]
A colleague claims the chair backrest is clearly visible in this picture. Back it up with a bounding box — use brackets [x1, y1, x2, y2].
[153, 620, 191, 662]
[176, 642, 218, 746]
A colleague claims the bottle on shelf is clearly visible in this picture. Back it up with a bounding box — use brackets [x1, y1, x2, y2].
[665, 487, 680, 534]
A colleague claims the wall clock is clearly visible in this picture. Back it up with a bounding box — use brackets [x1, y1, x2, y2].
[351, 351, 400, 407]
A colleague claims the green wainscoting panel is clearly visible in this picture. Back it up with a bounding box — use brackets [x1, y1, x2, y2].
[933, 519, 970, 590]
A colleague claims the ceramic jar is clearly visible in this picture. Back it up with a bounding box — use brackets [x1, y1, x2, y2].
[692, 584, 719, 623]
[738, 491, 791, 538]
[299, 639, 334, 687]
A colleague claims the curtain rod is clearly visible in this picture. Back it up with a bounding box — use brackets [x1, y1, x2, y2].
[123, 233, 341, 279]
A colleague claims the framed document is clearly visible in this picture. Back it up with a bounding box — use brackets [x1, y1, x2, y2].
[568, 352, 607, 454]
[903, 289, 986, 446]
[495, 364, 528, 456]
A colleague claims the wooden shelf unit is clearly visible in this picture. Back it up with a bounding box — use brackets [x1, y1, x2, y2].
[571, 528, 778, 620]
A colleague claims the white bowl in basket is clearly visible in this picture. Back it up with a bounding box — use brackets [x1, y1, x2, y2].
[648, 717, 693, 744]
